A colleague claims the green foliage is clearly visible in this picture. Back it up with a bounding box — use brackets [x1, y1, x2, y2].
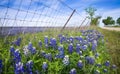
[102, 16, 115, 25]
[117, 17, 120, 25]
[85, 6, 97, 20]
[91, 16, 101, 25]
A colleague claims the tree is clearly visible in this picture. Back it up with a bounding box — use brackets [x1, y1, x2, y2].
[91, 16, 101, 25]
[102, 16, 115, 25]
[85, 6, 97, 24]
[117, 17, 120, 25]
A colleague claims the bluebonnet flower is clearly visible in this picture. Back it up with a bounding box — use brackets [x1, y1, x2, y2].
[27, 42, 33, 51]
[14, 49, 21, 63]
[31, 47, 36, 54]
[23, 45, 29, 56]
[0, 59, 3, 73]
[104, 61, 110, 67]
[62, 55, 69, 66]
[41, 50, 46, 57]
[26, 60, 33, 74]
[60, 35, 66, 44]
[77, 60, 83, 69]
[82, 45, 87, 51]
[68, 43, 73, 54]
[45, 53, 52, 61]
[55, 45, 64, 59]
[15, 62, 24, 74]
[85, 56, 95, 65]
[51, 38, 57, 49]
[111, 64, 117, 69]
[94, 70, 100, 74]
[76, 44, 80, 54]
[92, 40, 97, 51]
[95, 53, 99, 58]
[103, 69, 107, 73]
[38, 40, 42, 48]
[44, 36, 48, 45]
[58, 45, 64, 51]
[69, 36, 74, 43]
[10, 46, 15, 56]
[42, 62, 48, 71]
[14, 38, 22, 46]
[69, 68, 76, 74]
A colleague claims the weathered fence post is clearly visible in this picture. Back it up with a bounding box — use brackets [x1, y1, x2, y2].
[61, 9, 76, 31]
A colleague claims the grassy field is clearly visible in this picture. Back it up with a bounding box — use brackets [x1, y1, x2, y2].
[97, 27, 120, 74]
[0, 27, 119, 74]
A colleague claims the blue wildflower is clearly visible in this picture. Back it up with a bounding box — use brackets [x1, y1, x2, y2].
[10, 46, 15, 56]
[23, 45, 29, 56]
[0, 59, 3, 73]
[85, 56, 95, 65]
[15, 62, 24, 74]
[38, 40, 42, 48]
[111, 64, 117, 69]
[77, 60, 83, 69]
[68, 43, 73, 54]
[44, 36, 48, 45]
[62, 55, 69, 66]
[26, 60, 33, 74]
[27, 42, 33, 51]
[69, 36, 74, 43]
[42, 62, 48, 71]
[69, 68, 76, 74]
[14, 49, 21, 63]
[82, 45, 87, 51]
[104, 61, 110, 67]
[76, 44, 80, 54]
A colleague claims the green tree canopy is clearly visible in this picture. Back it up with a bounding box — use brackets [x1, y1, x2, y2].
[85, 6, 97, 21]
[117, 17, 120, 25]
[102, 16, 115, 25]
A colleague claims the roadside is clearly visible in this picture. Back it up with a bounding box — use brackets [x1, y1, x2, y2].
[101, 27, 120, 31]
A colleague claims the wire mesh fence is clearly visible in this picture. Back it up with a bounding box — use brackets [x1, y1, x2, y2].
[0, 0, 90, 36]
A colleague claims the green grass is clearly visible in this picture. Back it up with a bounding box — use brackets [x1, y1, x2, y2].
[90, 26, 120, 74]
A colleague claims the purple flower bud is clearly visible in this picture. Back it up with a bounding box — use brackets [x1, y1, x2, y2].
[42, 62, 48, 71]
[38, 40, 42, 47]
[69, 36, 74, 43]
[92, 40, 97, 51]
[95, 53, 99, 58]
[0, 59, 3, 69]
[28, 42, 33, 51]
[10, 46, 15, 56]
[26, 60, 33, 73]
[82, 45, 87, 51]
[69, 68, 76, 74]
[14, 49, 21, 63]
[77, 60, 83, 69]
[15, 62, 24, 74]
[85, 56, 95, 65]
[44, 36, 48, 45]
[68, 43, 73, 54]
[76, 44, 80, 54]
[111, 64, 117, 69]
[104, 61, 110, 67]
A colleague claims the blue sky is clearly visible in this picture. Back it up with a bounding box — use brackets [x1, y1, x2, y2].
[0, 0, 120, 27]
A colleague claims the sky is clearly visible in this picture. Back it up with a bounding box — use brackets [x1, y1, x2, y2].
[0, 0, 120, 27]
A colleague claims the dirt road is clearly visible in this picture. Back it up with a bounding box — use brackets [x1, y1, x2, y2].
[101, 27, 120, 31]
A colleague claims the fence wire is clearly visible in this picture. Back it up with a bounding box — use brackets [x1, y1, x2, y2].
[0, 0, 90, 36]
